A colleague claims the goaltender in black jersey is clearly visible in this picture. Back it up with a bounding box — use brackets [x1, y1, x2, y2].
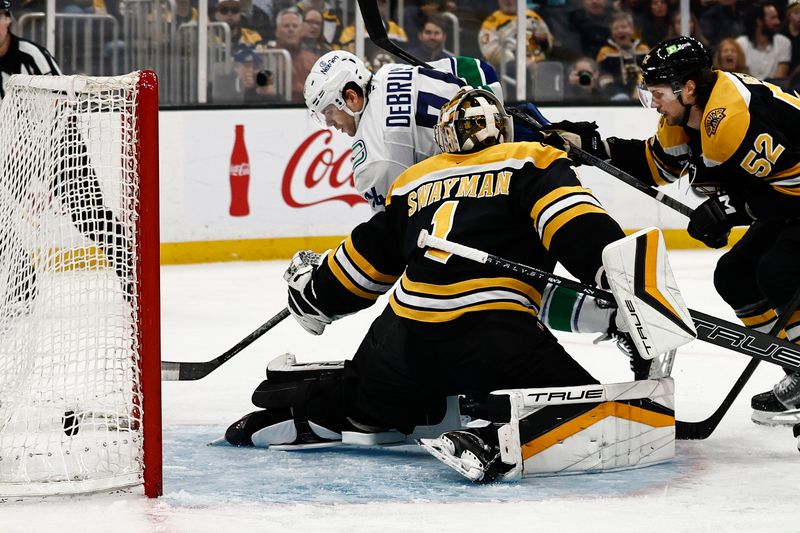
[224, 87, 630, 480]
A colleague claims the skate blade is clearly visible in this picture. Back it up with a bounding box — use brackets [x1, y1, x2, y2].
[417, 437, 484, 482]
[751, 408, 800, 427]
[270, 441, 344, 450]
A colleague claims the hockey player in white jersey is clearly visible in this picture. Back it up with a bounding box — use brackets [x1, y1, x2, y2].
[305, 50, 504, 211]
[302, 50, 656, 376]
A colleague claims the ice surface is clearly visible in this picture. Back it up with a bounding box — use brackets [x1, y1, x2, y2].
[2, 251, 799, 533]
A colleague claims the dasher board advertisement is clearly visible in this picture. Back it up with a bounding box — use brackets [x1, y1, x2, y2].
[158, 106, 701, 246]
[162, 108, 372, 243]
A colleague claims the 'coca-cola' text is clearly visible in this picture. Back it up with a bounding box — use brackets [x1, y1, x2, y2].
[282, 130, 365, 208]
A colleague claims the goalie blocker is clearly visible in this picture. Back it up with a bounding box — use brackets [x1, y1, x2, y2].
[420, 379, 675, 482]
[603, 227, 696, 361]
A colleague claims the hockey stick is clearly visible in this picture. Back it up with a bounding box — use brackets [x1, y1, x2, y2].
[160, 308, 291, 381]
[504, 107, 695, 217]
[675, 287, 800, 440]
[416, 230, 800, 371]
[355, 0, 695, 218]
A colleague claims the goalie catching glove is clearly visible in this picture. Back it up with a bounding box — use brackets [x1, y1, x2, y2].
[284, 250, 334, 335]
[540, 120, 610, 160]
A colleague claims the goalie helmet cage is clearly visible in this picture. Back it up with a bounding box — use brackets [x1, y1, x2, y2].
[0, 71, 161, 497]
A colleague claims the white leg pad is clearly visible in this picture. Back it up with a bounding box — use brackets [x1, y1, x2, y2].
[493, 379, 675, 477]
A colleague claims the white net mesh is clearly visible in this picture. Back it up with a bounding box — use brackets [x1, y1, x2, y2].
[0, 72, 150, 497]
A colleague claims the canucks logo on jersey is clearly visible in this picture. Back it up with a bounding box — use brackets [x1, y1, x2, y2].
[351, 139, 367, 171]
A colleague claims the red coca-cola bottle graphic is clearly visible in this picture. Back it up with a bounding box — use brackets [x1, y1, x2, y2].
[229, 124, 250, 216]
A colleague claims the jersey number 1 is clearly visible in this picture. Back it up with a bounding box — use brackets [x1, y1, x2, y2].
[424, 201, 458, 263]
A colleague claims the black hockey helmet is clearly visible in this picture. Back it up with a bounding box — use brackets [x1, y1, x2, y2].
[0, 0, 10, 14]
[641, 36, 712, 88]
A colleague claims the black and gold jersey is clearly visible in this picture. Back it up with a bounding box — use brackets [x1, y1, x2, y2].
[609, 71, 800, 219]
[310, 142, 625, 324]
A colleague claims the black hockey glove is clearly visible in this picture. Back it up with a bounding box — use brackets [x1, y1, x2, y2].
[540, 120, 609, 160]
[284, 250, 333, 336]
[687, 196, 735, 249]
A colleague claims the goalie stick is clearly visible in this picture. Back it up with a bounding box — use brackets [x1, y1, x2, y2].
[160, 308, 290, 381]
[354, 0, 694, 218]
[675, 287, 800, 440]
[416, 231, 800, 373]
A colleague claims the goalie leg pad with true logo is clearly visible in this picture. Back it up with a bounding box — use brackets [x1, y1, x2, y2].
[490, 379, 676, 480]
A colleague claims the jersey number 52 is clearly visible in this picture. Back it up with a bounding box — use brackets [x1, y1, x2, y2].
[740, 133, 785, 177]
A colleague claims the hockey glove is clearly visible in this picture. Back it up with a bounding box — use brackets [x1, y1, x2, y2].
[540, 120, 609, 160]
[284, 250, 333, 336]
[687, 196, 736, 249]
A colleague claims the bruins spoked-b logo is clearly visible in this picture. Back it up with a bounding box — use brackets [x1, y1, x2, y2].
[705, 108, 726, 136]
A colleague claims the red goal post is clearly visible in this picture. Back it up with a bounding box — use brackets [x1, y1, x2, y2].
[0, 70, 161, 497]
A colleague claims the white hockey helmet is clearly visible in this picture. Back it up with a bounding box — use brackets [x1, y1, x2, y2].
[304, 50, 372, 128]
[434, 87, 512, 154]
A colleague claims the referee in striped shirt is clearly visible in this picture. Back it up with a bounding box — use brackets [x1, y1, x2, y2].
[0, 0, 61, 100]
[0, 0, 132, 300]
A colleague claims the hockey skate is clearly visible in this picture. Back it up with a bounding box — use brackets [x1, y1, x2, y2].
[751, 371, 800, 427]
[594, 320, 653, 380]
[418, 429, 514, 483]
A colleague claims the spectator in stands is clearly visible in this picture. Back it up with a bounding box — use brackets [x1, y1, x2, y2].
[173, 0, 198, 26]
[712, 37, 749, 74]
[735, 1, 790, 80]
[636, 0, 671, 48]
[297, 0, 341, 47]
[479, 0, 553, 71]
[403, 0, 447, 48]
[665, 10, 708, 49]
[15, 0, 45, 14]
[408, 14, 452, 62]
[60, 0, 97, 13]
[565, 56, 629, 102]
[301, 8, 332, 57]
[596, 11, 648, 96]
[249, 0, 277, 40]
[448, 0, 496, 58]
[338, 0, 407, 70]
[699, 0, 743, 50]
[567, 0, 613, 59]
[213, 0, 263, 49]
[232, 47, 278, 102]
[782, 0, 800, 75]
[269, 8, 317, 102]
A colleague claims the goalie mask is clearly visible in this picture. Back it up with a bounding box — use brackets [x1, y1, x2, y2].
[434, 87, 512, 154]
[304, 50, 372, 129]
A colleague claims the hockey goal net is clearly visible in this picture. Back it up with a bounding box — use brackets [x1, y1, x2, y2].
[0, 71, 161, 497]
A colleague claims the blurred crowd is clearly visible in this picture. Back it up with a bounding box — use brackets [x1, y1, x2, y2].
[10, 0, 800, 104]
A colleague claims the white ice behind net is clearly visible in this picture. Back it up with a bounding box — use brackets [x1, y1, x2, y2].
[0, 73, 144, 497]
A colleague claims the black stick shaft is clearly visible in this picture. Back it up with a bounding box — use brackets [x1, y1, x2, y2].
[676, 287, 800, 439]
[161, 308, 291, 381]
